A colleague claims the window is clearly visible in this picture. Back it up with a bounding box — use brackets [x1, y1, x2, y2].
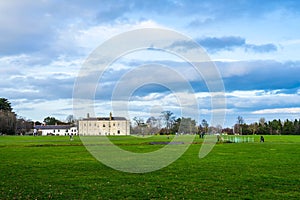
[117, 130, 120, 134]
[103, 124, 106, 127]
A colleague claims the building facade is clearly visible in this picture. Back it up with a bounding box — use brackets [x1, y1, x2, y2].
[78, 113, 130, 136]
[34, 125, 78, 136]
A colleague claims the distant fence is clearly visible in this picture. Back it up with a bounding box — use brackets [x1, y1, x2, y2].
[223, 135, 255, 143]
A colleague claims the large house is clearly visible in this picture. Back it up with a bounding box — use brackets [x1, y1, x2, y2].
[34, 125, 78, 136]
[78, 113, 130, 136]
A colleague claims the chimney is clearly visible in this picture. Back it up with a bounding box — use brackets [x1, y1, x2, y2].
[109, 112, 112, 121]
[87, 113, 90, 119]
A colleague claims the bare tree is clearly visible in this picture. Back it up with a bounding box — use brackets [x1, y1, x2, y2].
[66, 115, 75, 124]
[146, 116, 160, 134]
[237, 116, 244, 135]
[16, 117, 33, 135]
[249, 122, 258, 135]
[133, 117, 144, 126]
[216, 124, 222, 133]
[259, 117, 266, 126]
[161, 111, 175, 134]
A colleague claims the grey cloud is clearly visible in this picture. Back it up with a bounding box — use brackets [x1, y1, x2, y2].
[197, 36, 245, 52]
[166, 36, 245, 53]
[168, 36, 277, 53]
[2, 74, 75, 101]
[245, 44, 277, 53]
[216, 60, 300, 91]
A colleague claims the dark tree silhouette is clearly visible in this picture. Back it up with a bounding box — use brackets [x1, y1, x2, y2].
[0, 98, 12, 111]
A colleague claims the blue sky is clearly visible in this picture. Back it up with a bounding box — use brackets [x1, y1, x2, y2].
[1, 0, 300, 127]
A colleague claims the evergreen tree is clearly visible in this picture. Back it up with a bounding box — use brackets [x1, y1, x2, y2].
[0, 98, 12, 111]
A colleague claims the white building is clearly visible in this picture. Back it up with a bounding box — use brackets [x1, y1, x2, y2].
[34, 125, 78, 136]
[78, 113, 130, 136]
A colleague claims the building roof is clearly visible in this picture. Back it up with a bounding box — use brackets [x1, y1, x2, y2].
[81, 117, 127, 121]
[34, 125, 74, 130]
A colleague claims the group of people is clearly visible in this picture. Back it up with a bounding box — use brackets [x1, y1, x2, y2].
[199, 132, 205, 138]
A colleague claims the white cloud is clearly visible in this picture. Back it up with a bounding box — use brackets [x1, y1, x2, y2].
[252, 107, 300, 114]
[217, 62, 251, 77]
[13, 98, 74, 121]
[74, 20, 162, 52]
[226, 89, 300, 109]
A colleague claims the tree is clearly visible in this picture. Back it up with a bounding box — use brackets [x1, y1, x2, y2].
[146, 116, 161, 134]
[259, 117, 266, 126]
[269, 119, 281, 135]
[16, 117, 33, 135]
[258, 117, 268, 134]
[237, 116, 244, 135]
[0, 98, 12, 112]
[132, 117, 147, 135]
[35, 121, 42, 125]
[293, 119, 300, 135]
[201, 119, 209, 133]
[146, 116, 156, 127]
[215, 124, 223, 133]
[133, 117, 144, 126]
[43, 116, 62, 125]
[66, 115, 75, 124]
[178, 117, 197, 134]
[0, 111, 16, 135]
[171, 118, 181, 134]
[282, 119, 295, 135]
[278, 119, 283, 134]
[249, 122, 258, 135]
[222, 127, 233, 135]
[0, 98, 16, 134]
[161, 111, 175, 134]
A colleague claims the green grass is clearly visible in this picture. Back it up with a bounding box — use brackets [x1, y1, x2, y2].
[0, 135, 299, 199]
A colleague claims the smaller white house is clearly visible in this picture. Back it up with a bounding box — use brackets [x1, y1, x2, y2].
[34, 125, 78, 136]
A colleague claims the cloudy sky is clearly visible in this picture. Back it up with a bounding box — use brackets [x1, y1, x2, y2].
[1, 0, 300, 127]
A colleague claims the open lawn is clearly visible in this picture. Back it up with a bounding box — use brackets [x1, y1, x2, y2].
[0, 135, 299, 199]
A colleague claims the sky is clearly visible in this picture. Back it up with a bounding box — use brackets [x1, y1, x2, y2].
[1, 0, 300, 127]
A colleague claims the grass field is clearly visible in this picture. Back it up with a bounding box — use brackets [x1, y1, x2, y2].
[0, 135, 299, 199]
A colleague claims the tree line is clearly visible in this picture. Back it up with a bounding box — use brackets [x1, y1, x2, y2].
[234, 116, 300, 135]
[131, 111, 215, 135]
[132, 113, 300, 136]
